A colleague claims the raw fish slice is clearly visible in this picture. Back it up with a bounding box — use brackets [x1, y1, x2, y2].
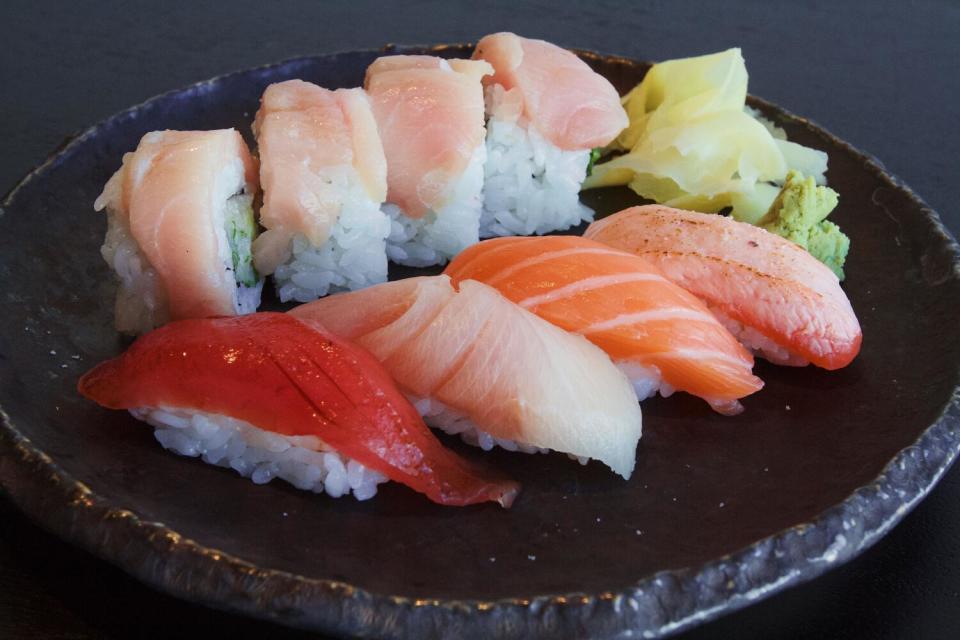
[78, 313, 518, 508]
[473, 32, 628, 150]
[94, 129, 260, 331]
[445, 236, 762, 414]
[291, 276, 643, 479]
[365, 55, 491, 218]
[366, 55, 492, 81]
[585, 205, 862, 369]
[252, 80, 389, 290]
[253, 81, 386, 254]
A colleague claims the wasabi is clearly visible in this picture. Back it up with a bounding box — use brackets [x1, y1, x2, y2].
[760, 171, 849, 279]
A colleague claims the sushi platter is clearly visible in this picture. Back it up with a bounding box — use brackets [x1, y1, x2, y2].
[0, 38, 958, 639]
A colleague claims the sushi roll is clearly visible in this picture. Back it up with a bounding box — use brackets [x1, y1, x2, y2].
[472, 32, 628, 237]
[445, 236, 764, 415]
[95, 129, 262, 335]
[78, 313, 519, 506]
[252, 81, 391, 302]
[291, 276, 643, 479]
[364, 55, 492, 266]
[585, 205, 862, 369]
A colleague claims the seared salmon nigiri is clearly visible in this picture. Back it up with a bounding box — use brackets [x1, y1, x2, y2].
[585, 205, 862, 369]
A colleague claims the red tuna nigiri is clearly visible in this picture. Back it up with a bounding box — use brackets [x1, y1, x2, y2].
[78, 313, 519, 508]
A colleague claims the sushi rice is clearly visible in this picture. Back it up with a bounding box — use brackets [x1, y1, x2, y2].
[272, 179, 391, 303]
[615, 361, 676, 402]
[411, 395, 590, 465]
[99, 192, 262, 335]
[618, 359, 743, 415]
[709, 306, 808, 366]
[136, 406, 389, 500]
[385, 144, 486, 267]
[99, 209, 166, 335]
[479, 85, 594, 238]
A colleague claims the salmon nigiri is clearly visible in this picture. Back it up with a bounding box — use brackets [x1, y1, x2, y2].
[473, 32, 629, 238]
[364, 55, 492, 266]
[95, 129, 262, 334]
[445, 236, 763, 415]
[78, 313, 518, 507]
[252, 80, 390, 302]
[585, 205, 862, 369]
[291, 276, 643, 479]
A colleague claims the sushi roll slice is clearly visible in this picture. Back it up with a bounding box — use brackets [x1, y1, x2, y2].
[291, 275, 643, 479]
[364, 55, 492, 267]
[472, 32, 628, 237]
[445, 236, 763, 415]
[252, 81, 391, 302]
[95, 129, 262, 334]
[78, 313, 519, 506]
[585, 205, 862, 369]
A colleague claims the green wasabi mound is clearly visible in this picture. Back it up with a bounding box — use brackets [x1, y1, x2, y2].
[759, 170, 849, 280]
[224, 193, 259, 287]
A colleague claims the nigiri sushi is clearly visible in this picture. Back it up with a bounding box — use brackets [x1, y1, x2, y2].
[291, 276, 643, 479]
[252, 80, 390, 302]
[585, 205, 862, 369]
[364, 55, 491, 266]
[445, 236, 763, 415]
[472, 32, 628, 237]
[78, 313, 519, 507]
[95, 129, 262, 334]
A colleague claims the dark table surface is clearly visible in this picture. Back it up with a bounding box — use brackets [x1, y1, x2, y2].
[2, 1, 958, 638]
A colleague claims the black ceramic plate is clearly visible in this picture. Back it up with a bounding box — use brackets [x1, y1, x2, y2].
[1, 44, 959, 640]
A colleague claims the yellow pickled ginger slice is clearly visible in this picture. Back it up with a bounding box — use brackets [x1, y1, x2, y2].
[584, 48, 829, 221]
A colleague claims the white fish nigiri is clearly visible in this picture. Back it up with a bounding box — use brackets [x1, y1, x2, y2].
[291, 275, 643, 478]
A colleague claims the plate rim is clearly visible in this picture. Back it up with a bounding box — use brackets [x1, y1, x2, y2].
[1, 43, 959, 640]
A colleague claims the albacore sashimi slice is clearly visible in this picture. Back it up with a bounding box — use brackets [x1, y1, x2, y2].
[290, 276, 643, 479]
[95, 129, 261, 334]
[445, 236, 762, 415]
[585, 205, 862, 369]
[78, 313, 519, 507]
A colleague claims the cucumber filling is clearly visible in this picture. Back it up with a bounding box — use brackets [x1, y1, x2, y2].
[224, 194, 259, 287]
